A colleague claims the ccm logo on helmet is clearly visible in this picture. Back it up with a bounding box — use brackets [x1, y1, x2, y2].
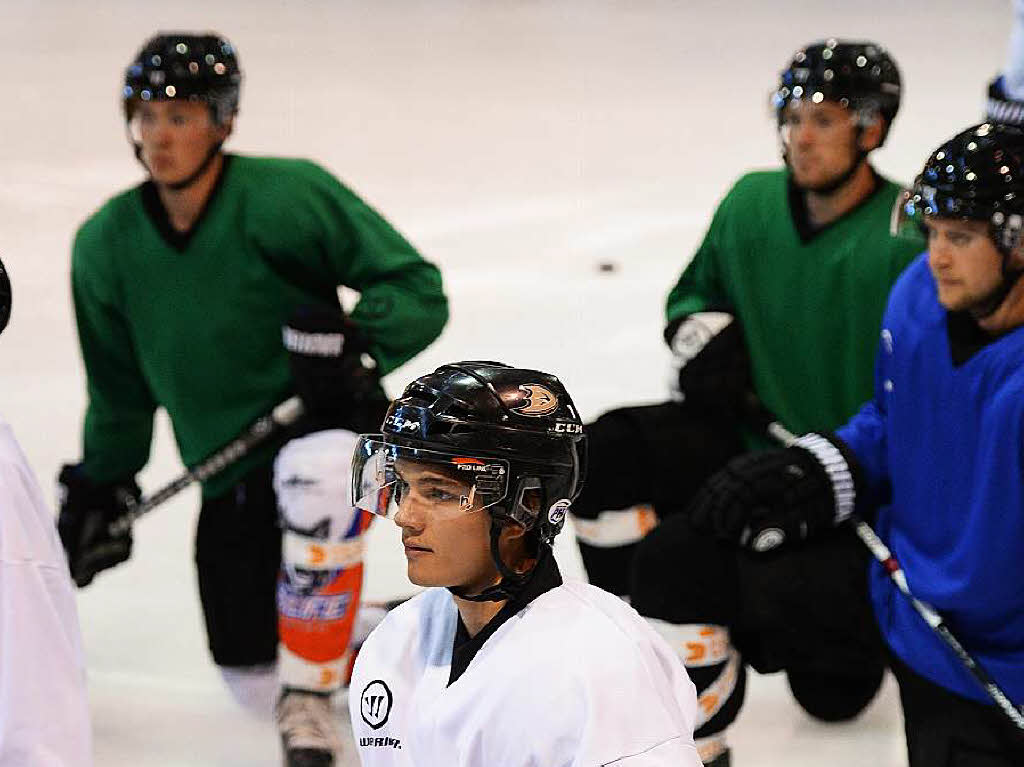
[511, 384, 559, 416]
[385, 415, 420, 432]
[552, 422, 583, 434]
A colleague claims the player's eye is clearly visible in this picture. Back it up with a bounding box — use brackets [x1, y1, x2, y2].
[425, 487, 458, 503]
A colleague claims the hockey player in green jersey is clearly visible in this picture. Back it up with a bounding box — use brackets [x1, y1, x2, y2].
[55, 33, 448, 767]
[569, 40, 922, 764]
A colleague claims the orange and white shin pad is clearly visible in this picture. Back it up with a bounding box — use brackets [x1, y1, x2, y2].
[274, 429, 371, 693]
[571, 504, 660, 548]
[645, 620, 740, 762]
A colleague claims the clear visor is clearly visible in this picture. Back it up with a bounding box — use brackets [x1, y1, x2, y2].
[772, 96, 872, 148]
[125, 97, 218, 143]
[351, 435, 510, 521]
[890, 185, 930, 241]
[890, 186, 1024, 253]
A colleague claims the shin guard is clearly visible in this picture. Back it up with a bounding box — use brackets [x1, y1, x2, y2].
[274, 429, 371, 693]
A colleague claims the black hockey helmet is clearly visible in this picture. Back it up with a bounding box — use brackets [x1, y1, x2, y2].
[0, 255, 10, 337]
[897, 123, 1024, 253]
[352, 361, 586, 601]
[772, 39, 901, 145]
[123, 33, 241, 125]
[895, 123, 1024, 315]
[354, 361, 585, 538]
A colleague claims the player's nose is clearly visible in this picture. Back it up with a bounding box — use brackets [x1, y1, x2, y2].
[393, 498, 423, 531]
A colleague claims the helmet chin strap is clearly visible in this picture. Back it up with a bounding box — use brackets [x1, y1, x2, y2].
[969, 263, 1024, 320]
[132, 138, 225, 192]
[164, 140, 225, 191]
[801, 149, 867, 195]
[449, 517, 543, 603]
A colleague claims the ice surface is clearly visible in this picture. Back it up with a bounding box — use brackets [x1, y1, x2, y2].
[0, 1, 1008, 764]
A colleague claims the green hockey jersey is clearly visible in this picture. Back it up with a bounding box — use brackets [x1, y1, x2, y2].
[72, 154, 448, 497]
[666, 168, 922, 438]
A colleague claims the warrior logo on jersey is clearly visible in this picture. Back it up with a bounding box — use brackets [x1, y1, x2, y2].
[510, 384, 559, 416]
[360, 679, 394, 729]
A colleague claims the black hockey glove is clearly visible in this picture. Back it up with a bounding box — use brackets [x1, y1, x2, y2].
[688, 433, 859, 553]
[284, 303, 382, 429]
[666, 311, 753, 416]
[56, 463, 140, 588]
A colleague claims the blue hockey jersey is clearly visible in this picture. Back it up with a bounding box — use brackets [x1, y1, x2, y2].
[837, 253, 1024, 706]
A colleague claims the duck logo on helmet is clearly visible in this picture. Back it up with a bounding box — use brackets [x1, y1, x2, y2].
[511, 384, 559, 416]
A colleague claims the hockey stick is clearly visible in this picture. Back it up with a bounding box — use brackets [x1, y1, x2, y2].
[108, 396, 305, 535]
[758, 414, 1024, 731]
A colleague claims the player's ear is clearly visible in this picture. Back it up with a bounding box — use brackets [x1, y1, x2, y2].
[214, 114, 234, 142]
[497, 519, 534, 570]
[1008, 239, 1024, 271]
[857, 113, 884, 153]
[499, 520, 529, 543]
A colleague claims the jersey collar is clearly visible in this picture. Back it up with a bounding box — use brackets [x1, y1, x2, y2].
[787, 166, 884, 245]
[447, 549, 562, 686]
[140, 153, 234, 252]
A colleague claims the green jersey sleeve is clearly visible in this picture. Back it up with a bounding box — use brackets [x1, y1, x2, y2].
[665, 182, 738, 327]
[255, 160, 448, 375]
[72, 220, 157, 483]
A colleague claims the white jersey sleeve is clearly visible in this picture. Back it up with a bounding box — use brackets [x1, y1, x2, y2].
[0, 420, 93, 766]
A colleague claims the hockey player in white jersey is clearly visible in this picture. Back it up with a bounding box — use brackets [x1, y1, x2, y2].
[348, 361, 701, 766]
[0, 256, 93, 765]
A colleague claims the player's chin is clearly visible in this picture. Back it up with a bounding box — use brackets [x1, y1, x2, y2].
[405, 557, 444, 587]
[934, 285, 968, 311]
[150, 169, 187, 187]
[795, 169, 838, 192]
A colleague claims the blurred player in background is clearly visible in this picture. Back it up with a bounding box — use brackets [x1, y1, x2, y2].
[0, 258, 93, 765]
[988, 0, 1024, 126]
[55, 33, 447, 767]
[348, 362, 702, 766]
[686, 122, 1024, 765]
[570, 40, 922, 764]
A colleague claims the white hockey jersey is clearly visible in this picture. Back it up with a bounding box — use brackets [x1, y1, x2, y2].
[0, 420, 92, 766]
[348, 579, 701, 766]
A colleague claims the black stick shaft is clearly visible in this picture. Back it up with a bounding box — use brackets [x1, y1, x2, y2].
[108, 397, 305, 535]
[765, 418, 1024, 731]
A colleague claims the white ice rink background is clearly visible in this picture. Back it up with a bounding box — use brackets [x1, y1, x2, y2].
[0, 1, 1011, 764]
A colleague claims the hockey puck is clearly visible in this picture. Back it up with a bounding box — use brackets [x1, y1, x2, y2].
[597, 261, 617, 273]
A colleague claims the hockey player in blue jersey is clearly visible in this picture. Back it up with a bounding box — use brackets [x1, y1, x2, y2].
[679, 122, 1024, 764]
